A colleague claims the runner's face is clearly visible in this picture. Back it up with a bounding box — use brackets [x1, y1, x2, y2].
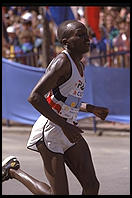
[66, 23, 90, 53]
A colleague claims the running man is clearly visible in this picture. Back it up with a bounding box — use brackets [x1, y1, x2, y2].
[2, 20, 109, 195]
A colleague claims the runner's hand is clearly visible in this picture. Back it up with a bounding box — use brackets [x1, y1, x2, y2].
[93, 106, 109, 120]
[61, 122, 84, 143]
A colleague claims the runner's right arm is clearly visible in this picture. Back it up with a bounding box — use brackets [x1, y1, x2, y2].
[28, 54, 83, 143]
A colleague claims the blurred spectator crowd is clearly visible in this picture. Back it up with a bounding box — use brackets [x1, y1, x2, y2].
[2, 6, 130, 68]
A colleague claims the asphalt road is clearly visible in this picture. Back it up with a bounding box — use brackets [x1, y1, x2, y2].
[2, 125, 130, 195]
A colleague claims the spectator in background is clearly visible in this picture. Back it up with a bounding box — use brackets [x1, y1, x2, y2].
[103, 7, 130, 67]
[104, 13, 119, 49]
[113, 16, 130, 67]
[96, 9, 114, 65]
[84, 7, 101, 66]
[125, 12, 130, 67]
[17, 30, 34, 65]
[2, 6, 130, 67]
[85, 6, 130, 67]
[31, 10, 43, 49]
[99, 8, 105, 27]
[2, 7, 10, 57]
[21, 13, 32, 32]
[7, 26, 19, 46]
[19, 30, 34, 54]
[125, 12, 130, 44]
[6, 25, 21, 59]
[4, 12, 13, 27]
[71, 7, 86, 25]
[113, 19, 128, 51]
[7, 7, 16, 25]
[119, 8, 127, 20]
[2, 20, 10, 57]
[14, 23, 22, 37]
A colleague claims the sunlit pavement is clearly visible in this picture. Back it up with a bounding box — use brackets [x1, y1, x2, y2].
[2, 119, 130, 195]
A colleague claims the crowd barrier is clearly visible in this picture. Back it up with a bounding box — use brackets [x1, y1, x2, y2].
[2, 58, 130, 132]
[88, 50, 130, 68]
[6, 51, 40, 67]
[6, 49, 130, 69]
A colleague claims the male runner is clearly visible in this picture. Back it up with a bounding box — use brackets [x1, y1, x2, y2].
[2, 20, 109, 195]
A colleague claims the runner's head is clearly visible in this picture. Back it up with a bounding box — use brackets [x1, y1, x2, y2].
[57, 20, 90, 53]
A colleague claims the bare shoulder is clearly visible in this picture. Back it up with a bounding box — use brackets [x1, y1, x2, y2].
[45, 52, 72, 87]
[46, 52, 71, 74]
[29, 52, 72, 96]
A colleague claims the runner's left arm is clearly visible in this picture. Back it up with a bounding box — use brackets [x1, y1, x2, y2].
[80, 102, 109, 120]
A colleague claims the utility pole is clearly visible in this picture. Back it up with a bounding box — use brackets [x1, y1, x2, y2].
[40, 7, 51, 68]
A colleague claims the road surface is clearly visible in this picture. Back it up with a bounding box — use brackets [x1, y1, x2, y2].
[2, 123, 130, 195]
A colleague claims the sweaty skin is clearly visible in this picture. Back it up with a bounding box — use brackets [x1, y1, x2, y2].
[28, 22, 90, 143]
[8, 20, 101, 195]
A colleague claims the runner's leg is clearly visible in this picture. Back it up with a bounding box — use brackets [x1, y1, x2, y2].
[64, 137, 100, 195]
[9, 141, 69, 195]
[9, 168, 51, 195]
[36, 141, 69, 195]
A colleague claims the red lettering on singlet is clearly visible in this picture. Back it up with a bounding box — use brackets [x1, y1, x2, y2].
[46, 94, 61, 113]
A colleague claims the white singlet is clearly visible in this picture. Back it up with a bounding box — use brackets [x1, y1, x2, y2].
[27, 50, 85, 154]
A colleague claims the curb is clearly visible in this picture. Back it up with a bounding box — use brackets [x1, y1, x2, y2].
[2, 126, 32, 134]
[2, 126, 130, 137]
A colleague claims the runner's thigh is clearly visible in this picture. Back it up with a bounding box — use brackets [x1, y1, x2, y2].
[36, 141, 69, 195]
[64, 137, 98, 189]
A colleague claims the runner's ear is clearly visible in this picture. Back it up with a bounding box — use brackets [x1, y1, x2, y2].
[61, 38, 68, 46]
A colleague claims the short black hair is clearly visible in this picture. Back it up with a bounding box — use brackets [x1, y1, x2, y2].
[57, 20, 82, 44]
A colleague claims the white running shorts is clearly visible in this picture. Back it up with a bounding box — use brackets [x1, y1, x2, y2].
[27, 115, 75, 154]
